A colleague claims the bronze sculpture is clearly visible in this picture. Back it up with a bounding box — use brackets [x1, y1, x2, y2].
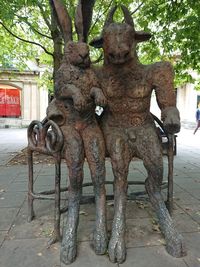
[90, 5, 186, 263]
[33, 1, 188, 265]
[48, 0, 107, 264]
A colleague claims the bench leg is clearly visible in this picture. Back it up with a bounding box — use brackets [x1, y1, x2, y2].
[166, 134, 174, 215]
[27, 149, 35, 222]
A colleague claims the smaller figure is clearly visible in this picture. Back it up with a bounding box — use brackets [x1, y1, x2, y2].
[48, 0, 107, 265]
[193, 102, 200, 134]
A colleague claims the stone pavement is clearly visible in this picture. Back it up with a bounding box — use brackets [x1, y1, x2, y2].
[0, 127, 200, 267]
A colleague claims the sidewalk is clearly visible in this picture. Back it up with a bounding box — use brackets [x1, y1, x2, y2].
[0, 128, 199, 267]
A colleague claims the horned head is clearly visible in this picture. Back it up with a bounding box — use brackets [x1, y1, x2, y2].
[90, 5, 151, 65]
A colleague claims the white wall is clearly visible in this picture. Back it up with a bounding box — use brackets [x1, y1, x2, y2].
[177, 84, 199, 123]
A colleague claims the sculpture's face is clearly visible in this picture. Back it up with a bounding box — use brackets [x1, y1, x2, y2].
[103, 23, 135, 65]
[65, 41, 90, 68]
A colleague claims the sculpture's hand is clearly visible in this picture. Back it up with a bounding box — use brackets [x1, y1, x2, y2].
[73, 94, 87, 111]
[162, 107, 181, 134]
[91, 87, 107, 107]
[163, 118, 180, 134]
[95, 92, 107, 107]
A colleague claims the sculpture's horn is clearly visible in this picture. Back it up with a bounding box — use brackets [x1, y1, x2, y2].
[121, 5, 134, 28]
[103, 5, 117, 28]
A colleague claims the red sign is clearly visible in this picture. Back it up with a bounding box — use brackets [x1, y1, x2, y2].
[0, 88, 21, 117]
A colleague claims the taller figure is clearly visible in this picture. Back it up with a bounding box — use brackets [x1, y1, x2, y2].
[48, 0, 107, 264]
[90, 5, 186, 263]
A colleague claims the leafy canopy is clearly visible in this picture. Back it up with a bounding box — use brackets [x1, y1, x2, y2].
[0, 0, 200, 90]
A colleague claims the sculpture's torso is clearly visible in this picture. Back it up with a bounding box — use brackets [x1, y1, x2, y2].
[56, 62, 98, 128]
[98, 62, 153, 127]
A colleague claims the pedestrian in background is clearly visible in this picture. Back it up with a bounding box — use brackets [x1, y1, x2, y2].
[193, 102, 200, 134]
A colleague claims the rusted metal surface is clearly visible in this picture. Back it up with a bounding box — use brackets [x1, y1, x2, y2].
[48, 0, 107, 264]
[90, 4, 186, 263]
[27, 118, 63, 244]
[27, 2, 186, 265]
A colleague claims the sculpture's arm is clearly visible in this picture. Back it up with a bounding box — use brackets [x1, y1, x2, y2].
[90, 87, 107, 107]
[55, 67, 86, 111]
[152, 62, 180, 134]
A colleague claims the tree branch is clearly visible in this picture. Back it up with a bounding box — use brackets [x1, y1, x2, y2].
[89, 0, 114, 35]
[16, 15, 52, 39]
[37, 2, 52, 31]
[0, 21, 54, 57]
[131, 2, 144, 15]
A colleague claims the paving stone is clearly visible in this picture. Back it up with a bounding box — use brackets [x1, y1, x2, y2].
[184, 172, 200, 179]
[174, 178, 200, 191]
[182, 188, 200, 201]
[1, 128, 200, 267]
[0, 166, 20, 177]
[33, 184, 56, 193]
[0, 180, 12, 191]
[34, 175, 67, 188]
[173, 173, 191, 179]
[0, 230, 7, 247]
[125, 218, 164, 248]
[0, 191, 26, 208]
[172, 184, 186, 193]
[0, 238, 60, 267]
[0, 167, 18, 188]
[13, 170, 40, 182]
[120, 246, 188, 267]
[0, 208, 19, 230]
[132, 200, 153, 215]
[173, 212, 200, 233]
[178, 204, 200, 225]
[20, 198, 54, 218]
[60, 241, 117, 267]
[182, 232, 200, 267]
[9, 213, 55, 241]
[174, 191, 200, 205]
[128, 170, 146, 180]
[77, 221, 95, 242]
[6, 181, 28, 192]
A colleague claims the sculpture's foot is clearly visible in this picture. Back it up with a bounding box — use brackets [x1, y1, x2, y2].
[27, 211, 35, 222]
[108, 235, 126, 263]
[166, 233, 187, 258]
[60, 233, 77, 264]
[93, 228, 107, 255]
[47, 231, 61, 247]
[60, 245, 77, 265]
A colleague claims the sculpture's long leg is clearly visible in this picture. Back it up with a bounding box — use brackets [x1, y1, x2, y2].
[107, 135, 131, 264]
[82, 126, 107, 255]
[137, 125, 186, 258]
[60, 127, 84, 265]
[48, 155, 61, 246]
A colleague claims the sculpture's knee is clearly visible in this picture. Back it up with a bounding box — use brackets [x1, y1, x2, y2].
[87, 136, 105, 162]
[110, 138, 129, 177]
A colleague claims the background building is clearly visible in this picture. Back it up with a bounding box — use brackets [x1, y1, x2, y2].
[151, 83, 200, 129]
[0, 69, 48, 128]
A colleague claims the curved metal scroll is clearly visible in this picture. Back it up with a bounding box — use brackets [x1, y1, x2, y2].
[27, 118, 64, 154]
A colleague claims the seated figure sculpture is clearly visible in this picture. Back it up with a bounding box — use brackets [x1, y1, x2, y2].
[90, 5, 187, 263]
[47, 0, 107, 264]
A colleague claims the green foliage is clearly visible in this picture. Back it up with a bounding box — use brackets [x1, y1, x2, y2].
[134, 0, 200, 86]
[0, 0, 200, 91]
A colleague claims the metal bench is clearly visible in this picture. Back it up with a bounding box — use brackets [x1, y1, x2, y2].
[27, 114, 176, 244]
